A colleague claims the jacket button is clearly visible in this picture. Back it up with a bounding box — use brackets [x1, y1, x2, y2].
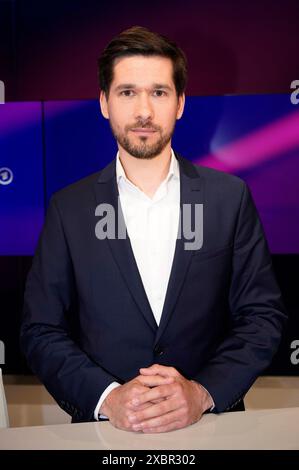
[154, 345, 164, 356]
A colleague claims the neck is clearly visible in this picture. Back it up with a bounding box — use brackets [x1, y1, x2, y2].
[118, 144, 173, 198]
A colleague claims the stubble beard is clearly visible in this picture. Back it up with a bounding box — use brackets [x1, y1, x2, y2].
[110, 122, 175, 160]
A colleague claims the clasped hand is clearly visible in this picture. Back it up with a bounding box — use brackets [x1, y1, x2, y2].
[100, 364, 213, 433]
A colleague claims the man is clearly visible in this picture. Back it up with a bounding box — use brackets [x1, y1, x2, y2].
[21, 26, 287, 434]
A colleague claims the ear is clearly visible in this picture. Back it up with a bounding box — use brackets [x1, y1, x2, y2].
[99, 90, 109, 119]
[176, 92, 185, 120]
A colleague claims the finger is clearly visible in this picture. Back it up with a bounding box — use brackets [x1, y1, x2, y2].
[130, 382, 151, 394]
[128, 397, 164, 411]
[132, 383, 174, 407]
[143, 420, 183, 433]
[138, 408, 185, 431]
[130, 400, 165, 412]
[146, 398, 165, 406]
[131, 401, 158, 412]
[140, 364, 178, 377]
[136, 374, 174, 387]
[129, 379, 150, 394]
[130, 397, 177, 425]
[150, 398, 164, 404]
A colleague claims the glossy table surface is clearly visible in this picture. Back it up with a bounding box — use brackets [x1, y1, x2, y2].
[0, 407, 298, 450]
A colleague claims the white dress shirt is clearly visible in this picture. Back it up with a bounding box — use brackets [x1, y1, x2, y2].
[117, 148, 181, 325]
[94, 150, 214, 419]
[94, 149, 180, 420]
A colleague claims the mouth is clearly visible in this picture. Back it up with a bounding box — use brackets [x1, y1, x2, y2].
[130, 128, 157, 136]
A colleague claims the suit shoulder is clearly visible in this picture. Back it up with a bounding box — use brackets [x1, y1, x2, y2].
[186, 158, 246, 193]
[53, 171, 100, 199]
[194, 161, 244, 184]
[49, 162, 112, 209]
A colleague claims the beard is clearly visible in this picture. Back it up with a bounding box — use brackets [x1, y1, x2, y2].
[109, 121, 175, 160]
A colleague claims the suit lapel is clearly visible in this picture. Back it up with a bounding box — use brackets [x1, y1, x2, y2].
[93, 154, 203, 340]
[94, 159, 157, 332]
[154, 155, 203, 346]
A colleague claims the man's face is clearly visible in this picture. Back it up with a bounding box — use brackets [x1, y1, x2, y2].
[100, 55, 185, 159]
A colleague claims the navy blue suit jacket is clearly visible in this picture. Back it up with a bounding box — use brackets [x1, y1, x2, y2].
[21, 153, 287, 422]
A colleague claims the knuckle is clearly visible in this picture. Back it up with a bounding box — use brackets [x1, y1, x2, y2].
[123, 419, 132, 430]
[180, 396, 188, 407]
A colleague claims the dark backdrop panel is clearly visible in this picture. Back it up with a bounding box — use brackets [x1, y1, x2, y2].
[0, 0, 15, 101]
[0, 256, 32, 373]
[2, 0, 299, 101]
[268, 255, 299, 375]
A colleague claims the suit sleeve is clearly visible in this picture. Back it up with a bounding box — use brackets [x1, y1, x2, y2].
[194, 182, 288, 412]
[20, 195, 119, 422]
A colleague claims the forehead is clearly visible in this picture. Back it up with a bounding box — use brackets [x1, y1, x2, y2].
[111, 55, 175, 89]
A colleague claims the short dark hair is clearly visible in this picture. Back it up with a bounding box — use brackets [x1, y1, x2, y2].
[97, 26, 187, 98]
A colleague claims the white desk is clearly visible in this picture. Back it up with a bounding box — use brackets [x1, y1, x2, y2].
[0, 407, 298, 450]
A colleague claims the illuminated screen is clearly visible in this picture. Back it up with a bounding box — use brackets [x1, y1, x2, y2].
[0, 102, 44, 255]
[0, 94, 298, 254]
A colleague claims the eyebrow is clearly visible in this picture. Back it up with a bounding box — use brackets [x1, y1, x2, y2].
[114, 83, 173, 92]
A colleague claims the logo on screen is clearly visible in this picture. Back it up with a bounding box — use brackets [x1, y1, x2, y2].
[0, 167, 13, 185]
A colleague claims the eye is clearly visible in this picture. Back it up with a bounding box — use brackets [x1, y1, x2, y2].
[120, 90, 135, 97]
[154, 90, 167, 97]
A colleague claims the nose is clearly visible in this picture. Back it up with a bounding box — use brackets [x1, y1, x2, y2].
[134, 92, 154, 122]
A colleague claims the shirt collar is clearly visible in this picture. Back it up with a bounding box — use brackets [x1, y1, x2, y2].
[116, 149, 179, 185]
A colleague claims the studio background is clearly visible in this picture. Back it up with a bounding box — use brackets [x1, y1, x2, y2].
[0, 0, 298, 426]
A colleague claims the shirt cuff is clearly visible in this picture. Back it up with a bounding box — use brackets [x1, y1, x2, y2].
[191, 380, 215, 411]
[94, 382, 121, 421]
[201, 384, 215, 411]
